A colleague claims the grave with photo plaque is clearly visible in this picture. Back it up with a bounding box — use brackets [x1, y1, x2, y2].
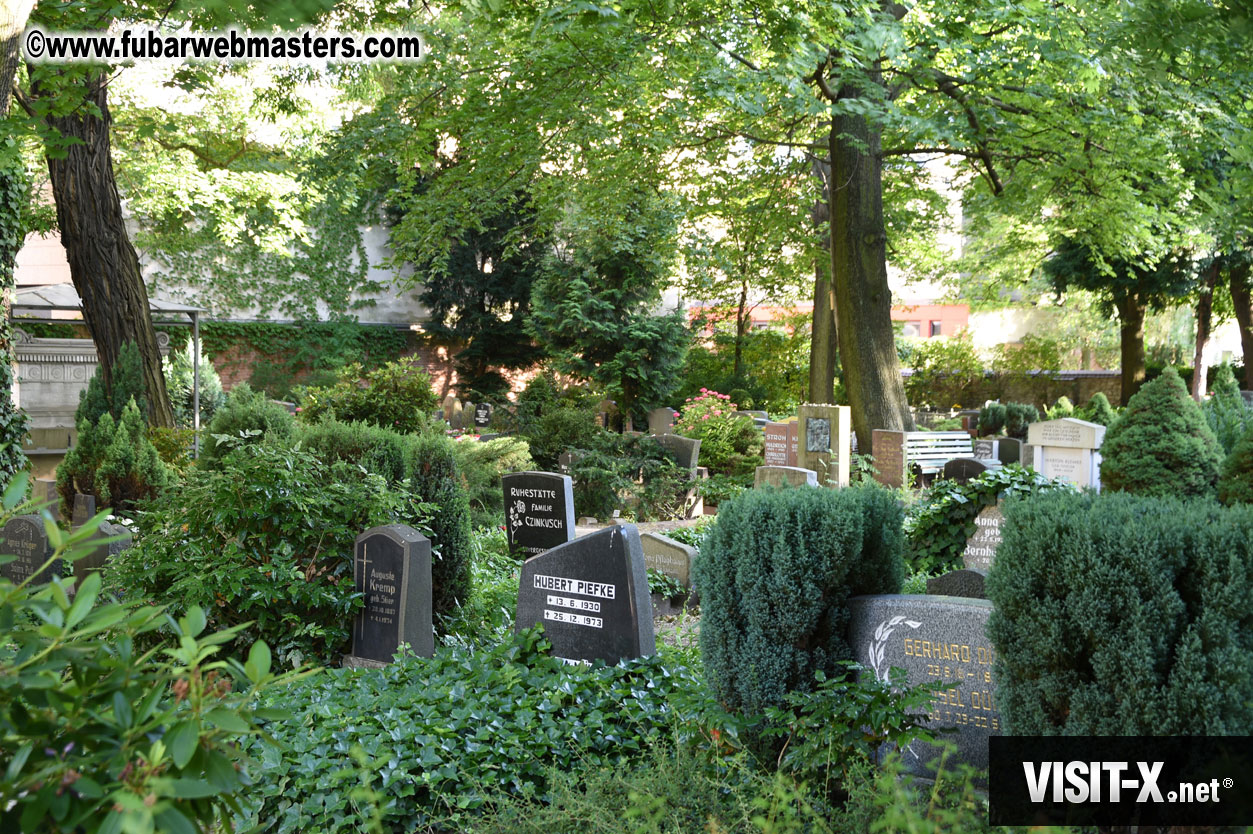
[346, 525, 433, 666]
[516, 524, 655, 664]
[848, 594, 1000, 775]
[503, 472, 576, 557]
[963, 502, 1004, 572]
[796, 404, 851, 487]
[0, 515, 58, 586]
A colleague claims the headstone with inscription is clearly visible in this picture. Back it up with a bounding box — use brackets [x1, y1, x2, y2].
[973, 438, 997, 461]
[347, 525, 433, 666]
[473, 403, 494, 429]
[963, 502, 1004, 572]
[654, 433, 701, 473]
[796, 404, 852, 487]
[647, 407, 677, 435]
[763, 422, 790, 466]
[872, 429, 907, 489]
[640, 532, 697, 588]
[503, 472, 576, 557]
[516, 524, 655, 664]
[754, 465, 819, 488]
[848, 594, 1000, 774]
[926, 569, 987, 599]
[1026, 418, 1105, 490]
[0, 515, 58, 585]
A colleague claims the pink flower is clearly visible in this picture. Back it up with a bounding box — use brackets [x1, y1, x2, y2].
[701, 414, 710, 420]
[700, 388, 708, 393]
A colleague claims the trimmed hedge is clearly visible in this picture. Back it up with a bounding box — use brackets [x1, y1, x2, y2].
[987, 491, 1253, 734]
[696, 484, 904, 715]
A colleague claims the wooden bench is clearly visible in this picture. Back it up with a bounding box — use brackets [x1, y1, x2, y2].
[905, 431, 975, 480]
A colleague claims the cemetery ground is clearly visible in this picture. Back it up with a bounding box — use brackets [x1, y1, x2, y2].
[6, 367, 1253, 833]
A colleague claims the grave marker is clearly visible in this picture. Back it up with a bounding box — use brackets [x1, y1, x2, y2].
[516, 524, 655, 664]
[347, 525, 433, 666]
[34, 479, 62, 523]
[502, 472, 576, 557]
[973, 439, 997, 460]
[647, 407, 677, 435]
[872, 429, 907, 489]
[754, 465, 819, 488]
[942, 457, 995, 484]
[74, 521, 133, 583]
[963, 503, 1004, 572]
[639, 532, 697, 588]
[654, 433, 701, 472]
[926, 569, 987, 599]
[1027, 418, 1105, 489]
[796, 404, 851, 487]
[0, 515, 58, 586]
[473, 403, 494, 429]
[72, 493, 96, 529]
[849, 594, 1000, 774]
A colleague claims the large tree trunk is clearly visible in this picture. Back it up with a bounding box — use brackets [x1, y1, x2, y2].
[37, 71, 174, 427]
[1113, 293, 1147, 406]
[1191, 260, 1218, 401]
[808, 159, 837, 403]
[1, 1, 34, 114]
[1230, 263, 1253, 390]
[829, 94, 912, 451]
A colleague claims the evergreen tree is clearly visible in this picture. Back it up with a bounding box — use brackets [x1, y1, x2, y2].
[79, 341, 149, 426]
[1218, 423, 1253, 505]
[1076, 391, 1118, 426]
[1099, 367, 1222, 498]
[1203, 363, 1250, 456]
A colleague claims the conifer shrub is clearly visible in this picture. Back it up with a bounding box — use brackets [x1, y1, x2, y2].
[298, 358, 438, 434]
[986, 491, 1253, 734]
[1045, 396, 1074, 420]
[1203, 363, 1251, 455]
[1075, 391, 1117, 426]
[1098, 367, 1222, 498]
[1003, 402, 1037, 440]
[697, 484, 904, 716]
[57, 398, 173, 513]
[1218, 423, 1253, 505]
[977, 402, 1006, 437]
[199, 383, 296, 469]
[77, 340, 149, 425]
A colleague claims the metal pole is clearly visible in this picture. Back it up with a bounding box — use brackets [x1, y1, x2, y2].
[192, 312, 201, 458]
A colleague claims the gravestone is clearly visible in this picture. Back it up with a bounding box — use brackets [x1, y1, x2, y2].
[848, 594, 1000, 774]
[926, 569, 987, 599]
[473, 403, 494, 429]
[0, 515, 58, 586]
[477, 433, 501, 442]
[72, 493, 96, 528]
[516, 524, 655, 664]
[502, 472, 576, 557]
[347, 525, 434, 666]
[442, 394, 459, 423]
[639, 532, 697, 588]
[74, 521, 133, 583]
[962, 502, 1004, 572]
[1243, 391, 1253, 408]
[1026, 418, 1105, 490]
[872, 430, 907, 489]
[973, 438, 997, 460]
[942, 457, 995, 484]
[994, 437, 1022, 465]
[796, 404, 851, 487]
[654, 434, 701, 473]
[33, 478, 62, 523]
[596, 398, 618, 429]
[647, 407, 677, 435]
[557, 451, 575, 475]
[763, 422, 790, 466]
[754, 465, 819, 488]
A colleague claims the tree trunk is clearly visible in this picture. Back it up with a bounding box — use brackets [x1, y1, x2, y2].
[0, 0, 35, 115]
[1113, 293, 1147, 406]
[808, 159, 837, 403]
[733, 275, 747, 381]
[1191, 260, 1218, 401]
[1230, 263, 1253, 390]
[37, 71, 174, 427]
[829, 93, 912, 451]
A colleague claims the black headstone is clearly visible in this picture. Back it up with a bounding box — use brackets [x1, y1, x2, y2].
[995, 437, 1022, 465]
[925, 569, 987, 599]
[473, 403, 494, 428]
[942, 457, 994, 484]
[515, 524, 655, 664]
[0, 515, 58, 585]
[503, 472, 576, 557]
[349, 525, 434, 664]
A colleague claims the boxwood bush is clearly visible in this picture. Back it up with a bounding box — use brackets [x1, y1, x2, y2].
[696, 484, 904, 716]
[986, 491, 1253, 734]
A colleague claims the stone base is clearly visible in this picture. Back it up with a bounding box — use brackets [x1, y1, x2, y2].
[342, 655, 389, 669]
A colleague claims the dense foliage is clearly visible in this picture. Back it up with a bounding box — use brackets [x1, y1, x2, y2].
[111, 440, 430, 667]
[975, 402, 1037, 440]
[162, 341, 226, 429]
[1203, 363, 1251, 455]
[199, 384, 297, 470]
[299, 358, 438, 434]
[697, 485, 904, 715]
[988, 492, 1253, 734]
[1099, 367, 1222, 498]
[449, 436, 535, 529]
[567, 434, 693, 521]
[77, 341, 149, 427]
[56, 398, 174, 515]
[1075, 391, 1118, 426]
[673, 389, 763, 478]
[1218, 422, 1253, 505]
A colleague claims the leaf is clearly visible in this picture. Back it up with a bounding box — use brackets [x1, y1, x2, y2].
[182, 606, 206, 638]
[66, 571, 101, 629]
[154, 806, 197, 834]
[113, 691, 134, 730]
[164, 719, 201, 769]
[245, 641, 272, 684]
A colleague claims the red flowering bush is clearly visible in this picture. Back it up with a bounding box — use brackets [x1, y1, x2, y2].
[673, 389, 763, 478]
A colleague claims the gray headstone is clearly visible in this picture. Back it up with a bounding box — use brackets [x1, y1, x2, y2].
[72, 493, 96, 529]
[348, 525, 434, 665]
[962, 503, 1004, 572]
[0, 515, 58, 586]
[654, 433, 701, 473]
[74, 521, 133, 582]
[516, 524, 655, 665]
[639, 532, 697, 588]
[503, 472, 576, 557]
[473, 403, 494, 428]
[848, 594, 1000, 774]
[647, 407, 677, 435]
[973, 439, 997, 460]
[926, 569, 987, 599]
[754, 465, 819, 488]
[942, 457, 993, 484]
[34, 479, 62, 523]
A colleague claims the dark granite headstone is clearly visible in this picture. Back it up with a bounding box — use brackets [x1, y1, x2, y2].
[503, 472, 576, 557]
[654, 434, 701, 472]
[849, 594, 1000, 774]
[872, 429, 907, 489]
[34, 479, 62, 523]
[994, 437, 1022, 465]
[74, 521, 133, 582]
[962, 503, 1004, 572]
[639, 532, 697, 588]
[473, 403, 494, 428]
[647, 407, 677, 435]
[942, 457, 994, 484]
[0, 515, 58, 585]
[516, 524, 655, 664]
[754, 465, 819, 488]
[348, 525, 433, 665]
[926, 569, 987, 599]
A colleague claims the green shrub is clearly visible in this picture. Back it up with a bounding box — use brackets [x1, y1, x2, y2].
[1002, 402, 1037, 440]
[1218, 422, 1253, 505]
[976, 402, 1005, 437]
[238, 630, 702, 833]
[673, 389, 763, 478]
[1045, 395, 1074, 420]
[440, 527, 519, 646]
[112, 440, 428, 667]
[1075, 391, 1117, 426]
[163, 340, 226, 429]
[0, 473, 296, 834]
[199, 383, 296, 470]
[904, 464, 1073, 574]
[696, 484, 903, 716]
[1203, 363, 1251, 455]
[1098, 366, 1222, 498]
[569, 434, 691, 521]
[299, 358, 438, 434]
[296, 418, 410, 481]
[56, 398, 174, 515]
[518, 404, 612, 471]
[904, 331, 984, 409]
[450, 436, 535, 529]
[77, 340, 149, 426]
[988, 491, 1253, 734]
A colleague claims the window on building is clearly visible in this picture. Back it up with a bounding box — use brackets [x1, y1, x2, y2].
[930, 320, 942, 337]
[901, 321, 922, 338]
